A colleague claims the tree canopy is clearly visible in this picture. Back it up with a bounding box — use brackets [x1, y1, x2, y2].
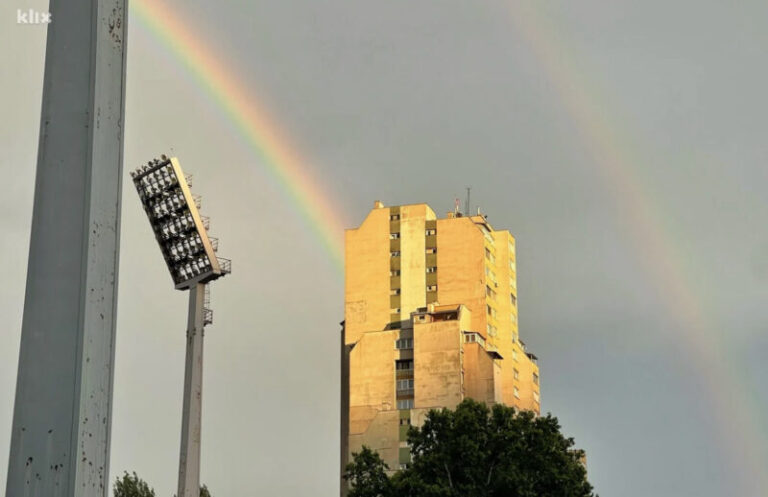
[113, 472, 212, 497]
[345, 399, 596, 497]
[114, 472, 156, 497]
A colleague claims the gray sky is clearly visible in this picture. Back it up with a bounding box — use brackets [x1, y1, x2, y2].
[2, 1, 768, 496]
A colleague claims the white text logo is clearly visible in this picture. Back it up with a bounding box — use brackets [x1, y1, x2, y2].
[17, 9, 52, 24]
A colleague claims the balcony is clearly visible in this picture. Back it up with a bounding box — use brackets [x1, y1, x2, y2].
[396, 389, 415, 398]
[216, 257, 232, 274]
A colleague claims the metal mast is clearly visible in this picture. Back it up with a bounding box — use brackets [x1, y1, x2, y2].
[465, 187, 471, 217]
[6, 1, 127, 496]
[177, 283, 206, 497]
[130, 156, 230, 497]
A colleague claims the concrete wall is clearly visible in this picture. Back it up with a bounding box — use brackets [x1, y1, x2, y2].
[345, 204, 391, 343]
[516, 351, 541, 412]
[413, 319, 463, 411]
[347, 410, 400, 471]
[399, 205, 430, 319]
[348, 330, 398, 434]
[435, 216, 488, 337]
[463, 343, 499, 405]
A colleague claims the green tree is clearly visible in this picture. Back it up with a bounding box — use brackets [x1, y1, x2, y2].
[113, 472, 155, 497]
[343, 446, 393, 497]
[115, 471, 212, 497]
[347, 399, 596, 497]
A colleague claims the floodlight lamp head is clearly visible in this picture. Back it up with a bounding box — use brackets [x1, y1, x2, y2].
[131, 155, 231, 290]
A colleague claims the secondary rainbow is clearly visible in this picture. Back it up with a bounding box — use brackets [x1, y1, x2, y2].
[131, 0, 765, 492]
[131, 0, 346, 270]
[507, 3, 768, 494]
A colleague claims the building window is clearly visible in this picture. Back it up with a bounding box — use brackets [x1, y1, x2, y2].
[486, 285, 496, 299]
[390, 232, 400, 239]
[390, 214, 400, 221]
[396, 360, 414, 371]
[513, 368, 519, 380]
[514, 387, 520, 399]
[464, 333, 485, 346]
[484, 247, 495, 264]
[395, 338, 413, 350]
[390, 288, 401, 296]
[426, 285, 437, 292]
[390, 270, 401, 276]
[426, 247, 437, 254]
[391, 251, 401, 257]
[399, 418, 411, 426]
[398, 463, 409, 470]
[533, 373, 539, 385]
[391, 308, 401, 314]
[425, 229, 436, 236]
[397, 379, 414, 390]
[513, 349, 518, 361]
[533, 391, 540, 403]
[397, 399, 414, 410]
[426, 266, 437, 273]
[510, 293, 517, 306]
[486, 324, 497, 337]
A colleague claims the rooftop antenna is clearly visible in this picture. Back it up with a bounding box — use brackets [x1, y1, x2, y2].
[465, 187, 471, 217]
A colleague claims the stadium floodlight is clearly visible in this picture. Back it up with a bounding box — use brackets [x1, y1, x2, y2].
[131, 155, 230, 289]
[131, 155, 230, 497]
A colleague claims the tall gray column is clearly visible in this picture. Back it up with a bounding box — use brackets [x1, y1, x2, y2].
[5, 1, 127, 496]
[177, 283, 206, 497]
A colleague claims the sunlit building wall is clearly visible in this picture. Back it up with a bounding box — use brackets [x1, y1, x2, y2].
[340, 201, 540, 493]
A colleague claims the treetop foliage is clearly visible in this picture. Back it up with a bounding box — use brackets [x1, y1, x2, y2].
[113, 472, 212, 497]
[345, 399, 596, 497]
[114, 472, 156, 497]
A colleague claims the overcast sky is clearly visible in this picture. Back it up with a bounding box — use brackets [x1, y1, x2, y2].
[2, 1, 768, 496]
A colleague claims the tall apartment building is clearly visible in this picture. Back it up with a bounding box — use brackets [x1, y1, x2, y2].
[340, 201, 540, 494]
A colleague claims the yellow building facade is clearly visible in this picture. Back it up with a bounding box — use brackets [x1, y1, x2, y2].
[341, 201, 540, 493]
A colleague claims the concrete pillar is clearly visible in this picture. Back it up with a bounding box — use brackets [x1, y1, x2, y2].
[5, 1, 127, 496]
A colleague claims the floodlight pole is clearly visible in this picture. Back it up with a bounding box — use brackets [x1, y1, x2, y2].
[131, 156, 229, 497]
[177, 282, 206, 497]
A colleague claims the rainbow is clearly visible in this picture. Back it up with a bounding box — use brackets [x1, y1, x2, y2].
[507, 3, 767, 494]
[130, 0, 765, 492]
[130, 0, 346, 270]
